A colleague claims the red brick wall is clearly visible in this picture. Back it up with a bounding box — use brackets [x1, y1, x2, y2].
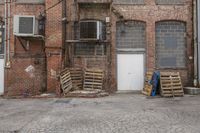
[0, 0, 194, 95]
[5, 56, 46, 96]
[45, 0, 63, 94]
[110, 0, 193, 90]
[1, 3, 46, 96]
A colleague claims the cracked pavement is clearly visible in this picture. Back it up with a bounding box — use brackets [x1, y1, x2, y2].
[0, 94, 200, 133]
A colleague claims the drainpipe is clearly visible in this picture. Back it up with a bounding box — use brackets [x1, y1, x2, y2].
[193, 0, 198, 86]
[62, 0, 67, 68]
[4, 0, 7, 67]
[198, 0, 200, 86]
[7, 0, 10, 68]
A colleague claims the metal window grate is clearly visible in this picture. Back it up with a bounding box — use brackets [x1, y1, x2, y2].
[19, 17, 34, 34]
[15, 0, 45, 4]
[113, 0, 144, 4]
[156, 21, 186, 68]
[80, 21, 97, 39]
[75, 21, 106, 40]
[156, 0, 185, 5]
[74, 43, 106, 56]
[116, 21, 146, 49]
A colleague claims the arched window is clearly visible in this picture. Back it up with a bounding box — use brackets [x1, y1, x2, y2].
[155, 21, 186, 68]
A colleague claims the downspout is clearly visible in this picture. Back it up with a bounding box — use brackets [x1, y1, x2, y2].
[62, 0, 67, 68]
[193, 0, 198, 86]
[4, 0, 7, 67]
[7, 0, 10, 68]
[198, 0, 200, 86]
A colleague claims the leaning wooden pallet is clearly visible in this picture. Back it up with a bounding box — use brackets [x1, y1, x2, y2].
[142, 71, 153, 96]
[160, 72, 184, 97]
[68, 68, 83, 90]
[83, 69, 104, 90]
[60, 69, 73, 95]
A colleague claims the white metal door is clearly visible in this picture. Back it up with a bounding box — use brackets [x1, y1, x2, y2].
[117, 54, 144, 91]
[0, 59, 4, 95]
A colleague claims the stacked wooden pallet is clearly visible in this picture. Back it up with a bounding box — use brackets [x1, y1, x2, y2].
[160, 72, 184, 97]
[60, 69, 73, 94]
[83, 69, 104, 90]
[142, 71, 153, 96]
[68, 68, 83, 90]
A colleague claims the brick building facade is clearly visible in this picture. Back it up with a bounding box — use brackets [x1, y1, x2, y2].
[0, 0, 194, 96]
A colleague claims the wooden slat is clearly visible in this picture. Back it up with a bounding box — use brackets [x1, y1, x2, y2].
[142, 71, 153, 96]
[83, 69, 104, 90]
[60, 69, 73, 94]
[160, 72, 184, 97]
[66, 68, 83, 90]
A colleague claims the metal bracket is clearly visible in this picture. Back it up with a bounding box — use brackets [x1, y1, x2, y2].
[17, 37, 28, 51]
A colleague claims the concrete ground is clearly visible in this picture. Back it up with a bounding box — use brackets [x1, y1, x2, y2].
[0, 94, 200, 133]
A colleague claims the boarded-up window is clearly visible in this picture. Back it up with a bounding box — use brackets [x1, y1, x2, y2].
[113, 0, 144, 4]
[116, 21, 146, 49]
[156, 0, 185, 5]
[74, 43, 106, 56]
[156, 21, 186, 68]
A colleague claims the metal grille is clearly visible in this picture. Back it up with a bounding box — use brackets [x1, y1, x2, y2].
[156, 0, 185, 5]
[19, 17, 34, 34]
[116, 21, 146, 49]
[15, 0, 45, 4]
[156, 21, 186, 68]
[79, 21, 106, 40]
[113, 0, 144, 4]
[74, 43, 106, 56]
[0, 27, 4, 54]
[80, 22, 97, 39]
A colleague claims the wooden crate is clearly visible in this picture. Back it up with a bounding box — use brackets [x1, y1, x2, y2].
[160, 72, 184, 97]
[83, 69, 104, 90]
[60, 69, 73, 94]
[68, 68, 83, 90]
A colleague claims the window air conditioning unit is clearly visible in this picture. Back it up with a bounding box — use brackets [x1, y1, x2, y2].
[80, 20, 105, 40]
[13, 15, 38, 36]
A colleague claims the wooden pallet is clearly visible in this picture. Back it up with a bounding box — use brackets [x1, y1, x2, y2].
[142, 71, 153, 96]
[160, 72, 184, 97]
[83, 69, 104, 90]
[68, 68, 83, 90]
[60, 69, 73, 94]
[146, 71, 153, 81]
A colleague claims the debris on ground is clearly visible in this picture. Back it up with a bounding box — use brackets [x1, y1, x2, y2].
[32, 93, 57, 98]
[65, 89, 109, 98]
